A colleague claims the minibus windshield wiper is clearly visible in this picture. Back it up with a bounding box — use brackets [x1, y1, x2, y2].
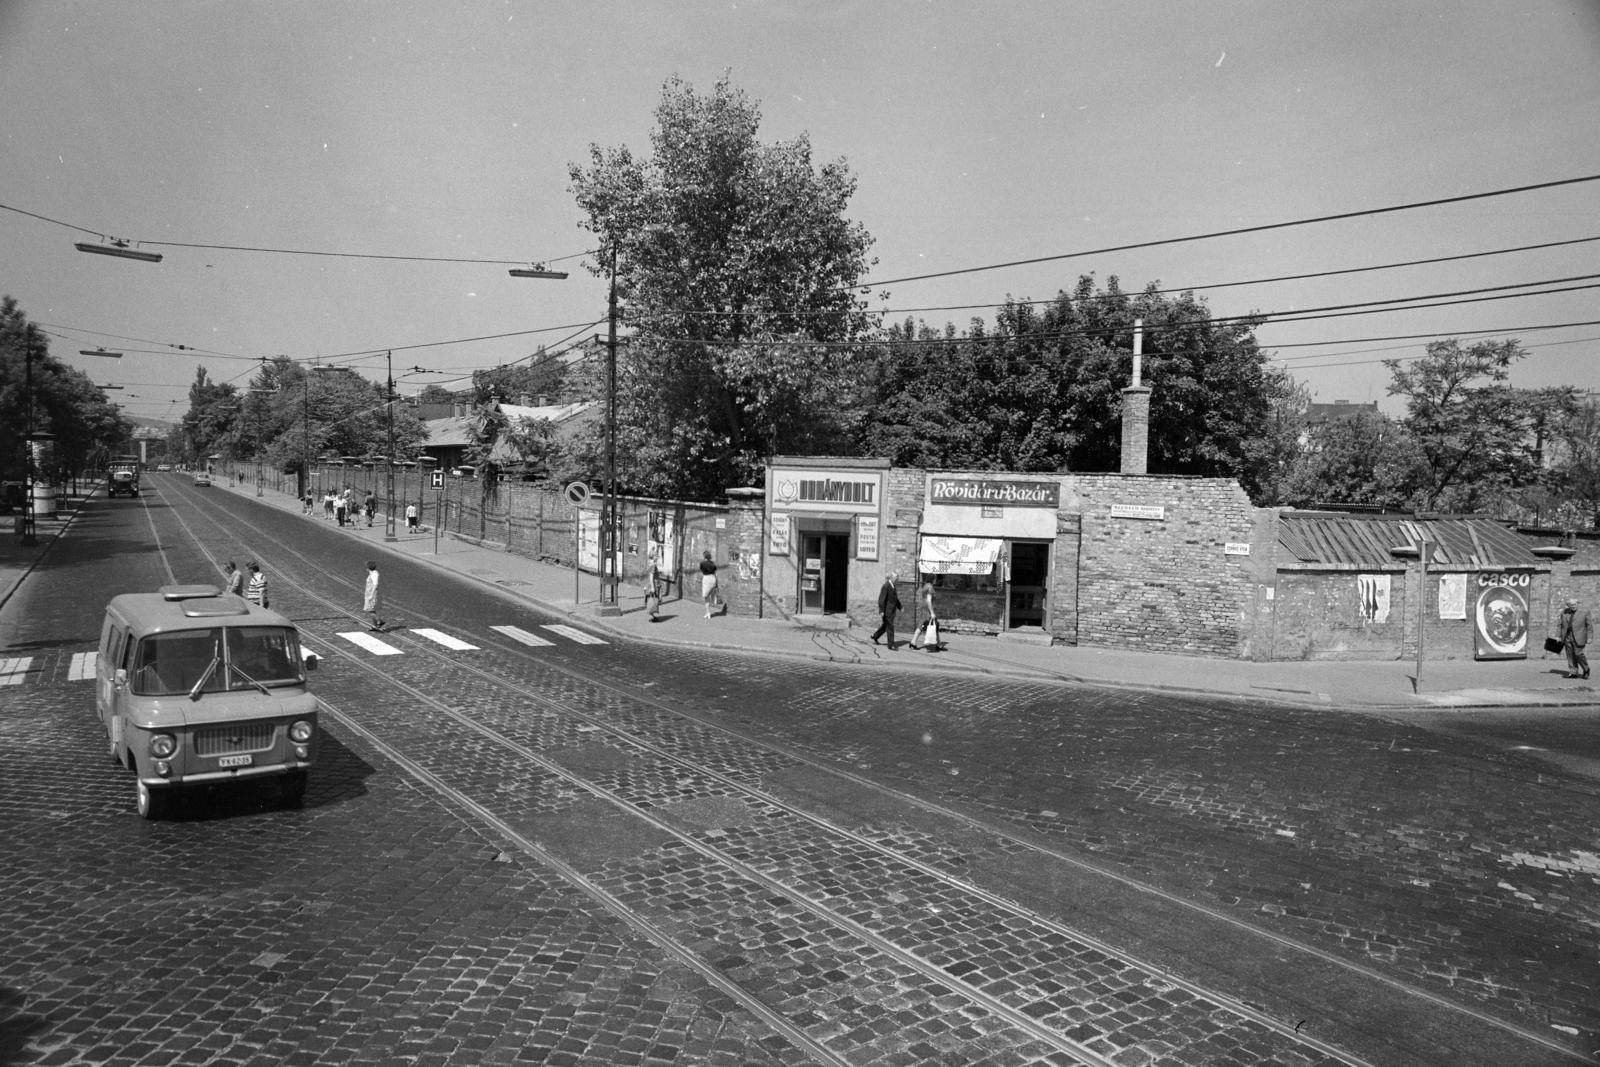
[189, 656, 220, 701]
[228, 663, 271, 695]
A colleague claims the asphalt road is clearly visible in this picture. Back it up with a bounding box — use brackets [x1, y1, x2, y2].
[2, 474, 1598, 1066]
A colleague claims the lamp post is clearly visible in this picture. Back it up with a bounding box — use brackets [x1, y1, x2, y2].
[1389, 537, 1433, 690]
[247, 387, 277, 498]
[383, 350, 398, 543]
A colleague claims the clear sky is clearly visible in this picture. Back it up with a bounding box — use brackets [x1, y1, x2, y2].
[3, 0, 1598, 425]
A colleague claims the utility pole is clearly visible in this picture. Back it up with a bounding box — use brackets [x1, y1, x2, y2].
[601, 240, 620, 615]
[384, 350, 398, 543]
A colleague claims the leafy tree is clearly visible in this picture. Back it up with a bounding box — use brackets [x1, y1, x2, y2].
[1279, 407, 1428, 509]
[857, 276, 1283, 497]
[0, 297, 132, 483]
[1384, 339, 1560, 512]
[567, 73, 877, 499]
[180, 367, 239, 464]
[1546, 396, 1600, 528]
[471, 354, 567, 407]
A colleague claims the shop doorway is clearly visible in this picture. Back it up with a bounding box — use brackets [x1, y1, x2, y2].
[799, 531, 850, 614]
[1007, 540, 1050, 629]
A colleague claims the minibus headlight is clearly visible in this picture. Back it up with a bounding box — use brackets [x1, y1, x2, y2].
[289, 720, 314, 744]
[149, 734, 177, 759]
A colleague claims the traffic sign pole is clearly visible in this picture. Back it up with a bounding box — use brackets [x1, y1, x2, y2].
[564, 482, 590, 607]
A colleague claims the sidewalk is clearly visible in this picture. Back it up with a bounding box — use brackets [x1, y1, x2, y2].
[9, 479, 1598, 711]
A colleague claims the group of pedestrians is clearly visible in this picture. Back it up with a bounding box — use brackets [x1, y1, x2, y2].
[644, 549, 722, 622]
[871, 573, 942, 652]
[300, 486, 417, 532]
[220, 559, 268, 609]
[221, 556, 382, 631]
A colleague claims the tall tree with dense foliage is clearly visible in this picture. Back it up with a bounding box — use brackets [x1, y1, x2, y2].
[1384, 339, 1566, 512]
[1278, 407, 1428, 510]
[568, 74, 877, 499]
[858, 276, 1284, 497]
[0, 297, 131, 481]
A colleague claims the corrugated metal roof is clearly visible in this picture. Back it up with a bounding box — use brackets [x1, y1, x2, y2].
[1277, 512, 1544, 568]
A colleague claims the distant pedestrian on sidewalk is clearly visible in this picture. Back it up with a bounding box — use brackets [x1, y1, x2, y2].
[870, 574, 902, 649]
[363, 561, 385, 631]
[245, 562, 268, 609]
[222, 560, 244, 598]
[699, 550, 720, 618]
[334, 492, 349, 527]
[323, 492, 336, 520]
[645, 553, 664, 622]
[302, 491, 314, 515]
[406, 502, 418, 533]
[1559, 597, 1590, 679]
[363, 491, 376, 527]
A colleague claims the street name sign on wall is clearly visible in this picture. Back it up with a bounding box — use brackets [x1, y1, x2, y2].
[1110, 504, 1166, 520]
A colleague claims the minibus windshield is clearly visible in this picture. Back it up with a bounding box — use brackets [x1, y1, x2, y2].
[224, 627, 303, 689]
[132, 631, 225, 696]
[130, 626, 303, 697]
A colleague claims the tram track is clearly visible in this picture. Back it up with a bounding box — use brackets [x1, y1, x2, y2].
[146, 478, 1593, 1066]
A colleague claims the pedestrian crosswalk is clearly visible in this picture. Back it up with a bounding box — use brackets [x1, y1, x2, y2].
[1, 657, 31, 686]
[69, 652, 99, 681]
[335, 622, 604, 658]
[15, 622, 605, 689]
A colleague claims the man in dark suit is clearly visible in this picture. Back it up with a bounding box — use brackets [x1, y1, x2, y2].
[870, 574, 902, 649]
[1559, 597, 1591, 679]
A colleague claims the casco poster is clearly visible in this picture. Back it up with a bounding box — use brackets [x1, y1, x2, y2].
[1474, 571, 1531, 660]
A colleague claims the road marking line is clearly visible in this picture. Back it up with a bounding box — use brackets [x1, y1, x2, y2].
[490, 625, 553, 647]
[0, 657, 32, 685]
[542, 624, 607, 645]
[68, 652, 98, 681]
[336, 631, 403, 655]
[412, 628, 479, 651]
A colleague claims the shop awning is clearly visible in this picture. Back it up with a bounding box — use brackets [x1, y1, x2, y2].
[918, 535, 1003, 574]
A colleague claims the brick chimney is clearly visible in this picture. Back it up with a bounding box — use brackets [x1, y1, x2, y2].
[1120, 318, 1151, 475]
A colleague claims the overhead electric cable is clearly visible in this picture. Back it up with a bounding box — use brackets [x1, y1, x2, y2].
[859, 173, 1600, 289]
[858, 234, 1600, 320]
[0, 201, 592, 267]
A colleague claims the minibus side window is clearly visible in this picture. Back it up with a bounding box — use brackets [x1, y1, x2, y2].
[131, 630, 225, 696]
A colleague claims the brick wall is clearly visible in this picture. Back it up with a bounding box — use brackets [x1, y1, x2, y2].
[1069, 475, 1256, 657]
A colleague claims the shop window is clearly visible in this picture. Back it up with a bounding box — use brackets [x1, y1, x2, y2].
[929, 569, 999, 594]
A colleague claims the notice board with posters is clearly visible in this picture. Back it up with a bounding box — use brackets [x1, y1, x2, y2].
[1473, 570, 1531, 660]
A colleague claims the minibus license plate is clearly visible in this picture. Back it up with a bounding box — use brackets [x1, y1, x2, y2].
[218, 754, 253, 768]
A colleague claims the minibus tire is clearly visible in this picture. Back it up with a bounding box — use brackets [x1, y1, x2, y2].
[136, 780, 167, 820]
[281, 771, 308, 809]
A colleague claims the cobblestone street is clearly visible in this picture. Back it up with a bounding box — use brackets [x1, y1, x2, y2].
[3, 485, 1598, 1066]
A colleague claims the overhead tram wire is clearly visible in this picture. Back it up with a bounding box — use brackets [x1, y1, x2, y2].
[855, 173, 1600, 291]
[848, 234, 1600, 321]
[644, 273, 1600, 355]
[0, 201, 594, 268]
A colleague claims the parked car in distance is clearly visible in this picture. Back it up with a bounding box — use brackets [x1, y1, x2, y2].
[193, 472, 211, 487]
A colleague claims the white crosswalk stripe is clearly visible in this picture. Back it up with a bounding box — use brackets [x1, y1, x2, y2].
[542, 624, 607, 645]
[68, 652, 99, 681]
[336, 631, 404, 655]
[0, 657, 32, 686]
[411, 628, 479, 651]
[490, 624, 553, 647]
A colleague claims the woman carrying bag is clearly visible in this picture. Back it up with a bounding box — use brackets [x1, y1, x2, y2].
[912, 581, 942, 652]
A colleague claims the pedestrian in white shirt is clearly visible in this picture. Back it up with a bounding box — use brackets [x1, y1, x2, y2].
[363, 561, 384, 631]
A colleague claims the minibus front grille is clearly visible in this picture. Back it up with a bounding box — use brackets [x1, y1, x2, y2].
[194, 724, 275, 756]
